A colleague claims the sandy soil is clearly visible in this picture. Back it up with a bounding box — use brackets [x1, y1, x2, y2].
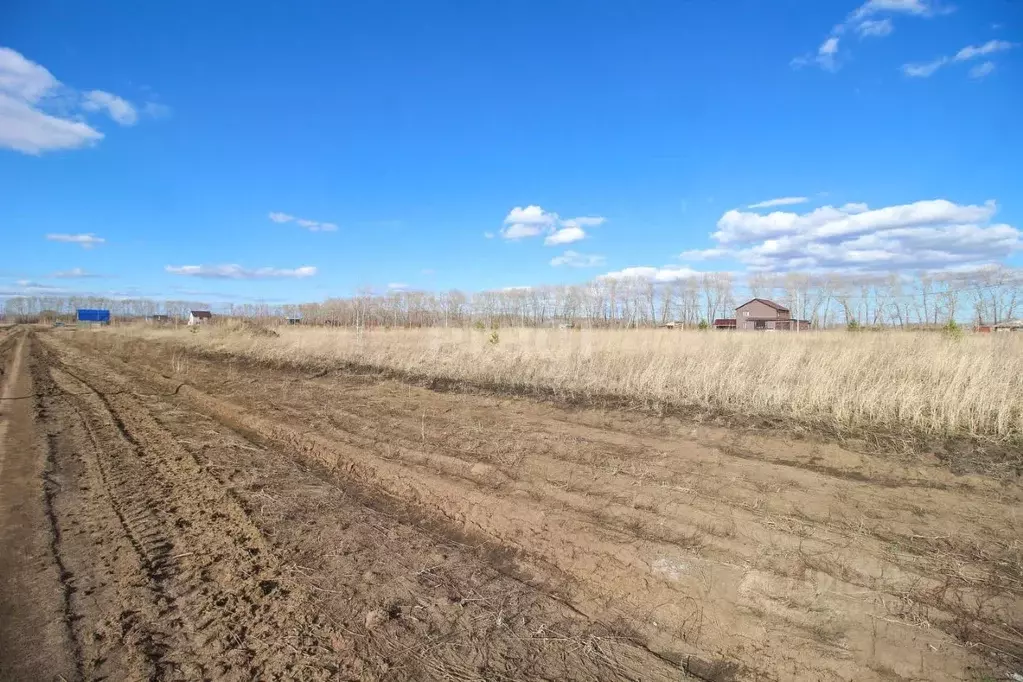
[1, 327, 1020, 681]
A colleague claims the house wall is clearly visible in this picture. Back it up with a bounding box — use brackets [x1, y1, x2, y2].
[736, 300, 779, 322]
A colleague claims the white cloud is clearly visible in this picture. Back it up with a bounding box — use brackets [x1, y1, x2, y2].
[969, 61, 996, 78]
[903, 39, 1016, 78]
[0, 47, 57, 101]
[680, 248, 729, 260]
[796, 0, 946, 71]
[165, 264, 318, 279]
[501, 205, 557, 239]
[46, 233, 105, 248]
[600, 266, 702, 282]
[850, 0, 934, 21]
[857, 18, 894, 37]
[748, 196, 809, 209]
[694, 198, 1018, 274]
[387, 282, 408, 291]
[954, 39, 1015, 61]
[81, 90, 137, 125]
[561, 216, 606, 229]
[0, 94, 103, 153]
[0, 47, 150, 154]
[268, 211, 337, 231]
[500, 205, 606, 244]
[545, 226, 586, 245]
[503, 222, 545, 239]
[817, 37, 840, 70]
[902, 58, 947, 77]
[549, 250, 606, 267]
[51, 267, 100, 278]
[483, 231, 495, 239]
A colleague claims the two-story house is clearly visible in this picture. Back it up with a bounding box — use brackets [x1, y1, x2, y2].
[715, 298, 811, 331]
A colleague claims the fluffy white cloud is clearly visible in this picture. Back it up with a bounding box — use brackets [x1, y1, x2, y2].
[387, 282, 408, 291]
[81, 90, 137, 125]
[500, 205, 605, 243]
[545, 226, 586, 245]
[903, 39, 1016, 78]
[600, 266, 702, 282]
[0, 94, 103, 153]
[0, 47, 57, 101]
[857, 18, 894, 37]
[268, 211, 337, 231]
[696, 198, 1018, 274]
[501, 205, 557, 239]
[46, 233, 105, 248]
[165, 264, 318, 279]
[549, 250, 606, 267]
[0, 47, 150, 154]
[748, 196, 809, 209]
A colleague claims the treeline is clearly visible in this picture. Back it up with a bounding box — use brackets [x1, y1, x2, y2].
[2, 267, 1020, 328]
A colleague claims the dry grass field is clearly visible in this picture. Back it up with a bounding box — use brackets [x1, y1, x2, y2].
[112, 323, 1023, 444]
[2, 323, 1021, 681]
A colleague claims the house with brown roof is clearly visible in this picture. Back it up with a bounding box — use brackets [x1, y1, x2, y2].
[731, 298, 811, 331]
[188, 310, 213, 326]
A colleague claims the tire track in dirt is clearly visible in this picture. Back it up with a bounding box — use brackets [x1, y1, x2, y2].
[29, 338, 348, 680]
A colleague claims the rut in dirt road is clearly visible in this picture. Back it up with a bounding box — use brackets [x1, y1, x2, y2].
[11, 334, 345, 680]
[0, 330, 79, 681]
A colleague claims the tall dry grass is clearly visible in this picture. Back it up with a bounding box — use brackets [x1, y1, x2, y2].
[101, 324, 1023, 441]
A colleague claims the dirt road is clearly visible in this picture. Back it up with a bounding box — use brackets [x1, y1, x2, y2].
[1, 327, 1020, 680]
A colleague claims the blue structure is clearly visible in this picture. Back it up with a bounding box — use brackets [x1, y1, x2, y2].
[77, 309, 111, 324]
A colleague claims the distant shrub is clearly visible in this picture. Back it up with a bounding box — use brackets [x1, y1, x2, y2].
[488, 330, 500, 345]
[846, 319, 861, 332]
[698, 319, 709, 331]
[942, 319, 963, 341]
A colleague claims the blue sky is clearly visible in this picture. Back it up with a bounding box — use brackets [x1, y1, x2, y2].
[1, 0, 1021, 303]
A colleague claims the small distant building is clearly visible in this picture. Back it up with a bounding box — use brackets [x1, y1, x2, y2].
[713, 318, 737, 330]
[149, 314, 171, 324]
[661, 321, 682, 329]
[77, 309, 111, 326]
[188, 310, 213, 326]
[993, 319, 1023, 332]
[286, 317, 302, 325]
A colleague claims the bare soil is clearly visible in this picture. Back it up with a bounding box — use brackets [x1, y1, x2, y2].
[1, 327, 1020, 681]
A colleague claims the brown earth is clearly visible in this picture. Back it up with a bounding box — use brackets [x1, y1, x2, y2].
[1, 326, 1020, 681]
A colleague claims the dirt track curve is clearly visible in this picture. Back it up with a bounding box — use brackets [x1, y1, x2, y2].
[0, 326, 1020, 681]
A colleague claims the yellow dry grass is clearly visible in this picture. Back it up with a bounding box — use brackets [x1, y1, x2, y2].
[101, 324, 1023, 440]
